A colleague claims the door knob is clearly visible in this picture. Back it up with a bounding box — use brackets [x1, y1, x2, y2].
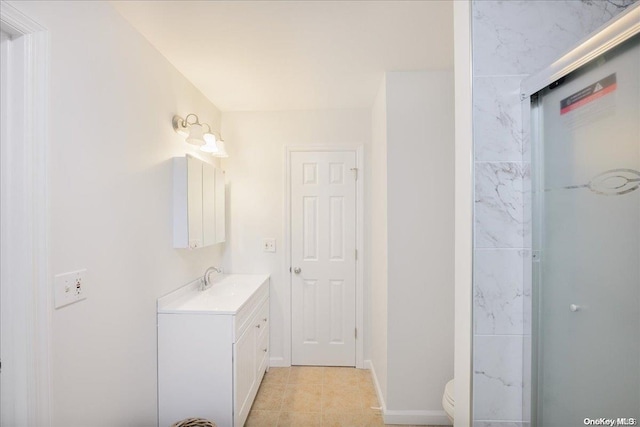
[293, 267, 301, 274]
[570, 304, 580, 312]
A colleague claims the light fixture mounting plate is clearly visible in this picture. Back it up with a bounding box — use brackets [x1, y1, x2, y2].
[172, 115, 189, 137]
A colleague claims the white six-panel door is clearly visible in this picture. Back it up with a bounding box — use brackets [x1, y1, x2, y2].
[291, 151, 357, 366]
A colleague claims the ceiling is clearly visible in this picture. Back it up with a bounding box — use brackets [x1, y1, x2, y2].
[113, 1, 454, 112]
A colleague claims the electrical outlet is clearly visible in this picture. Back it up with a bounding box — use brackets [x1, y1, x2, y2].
[263, 238, 276, 253]
[54, 269, 87, 309]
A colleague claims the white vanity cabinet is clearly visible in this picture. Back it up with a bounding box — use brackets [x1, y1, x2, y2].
[157, 275, 270, 427]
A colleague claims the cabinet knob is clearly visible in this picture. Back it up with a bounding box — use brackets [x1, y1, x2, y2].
[263, 318, 268, 322]
[256, 324, 261, 329]
[263, 348, 268, 352]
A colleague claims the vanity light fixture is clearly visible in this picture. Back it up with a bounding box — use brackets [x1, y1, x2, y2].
[173, 113, 205, 146]
[200, 124, 219, 154]
[172, 113, 229, 157]
[206, 131, 228, 158]
[215, 138, 229, 158]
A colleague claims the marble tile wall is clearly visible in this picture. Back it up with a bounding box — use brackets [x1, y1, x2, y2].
[471, 1, 637, 425]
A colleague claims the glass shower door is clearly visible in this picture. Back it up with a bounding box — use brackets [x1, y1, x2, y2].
[532, 33, 640, 426]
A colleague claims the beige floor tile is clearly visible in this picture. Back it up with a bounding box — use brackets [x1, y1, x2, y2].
[359, 410, 385, 427]
[354, 368, 375, 384]
[252, 382, 286, 411]
[358, 384, 379, 410]
[358, 379, 376, 392]
[244, 368, 398, 427]
[322, 384, 365, 413]
[288, 366, 324, 384]
[263, 367, 290, 385]
[245, 410, 279, 427]
[321, 411, 365, 427]
[281, 383, 323, 412]
[362, 393, 379, 410]
[277, 411, 321, 426]
[323, 367, 365, 387]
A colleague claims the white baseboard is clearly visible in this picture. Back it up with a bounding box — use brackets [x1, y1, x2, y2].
[366, 360, 452, 426]
[384, 409, 451, 425]
[366, 360, 388, 413]
[269, 357, 290, 367]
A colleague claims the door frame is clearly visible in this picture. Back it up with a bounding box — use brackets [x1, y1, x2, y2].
[283, 145, 364, 369]
[0, 2, 51, 426]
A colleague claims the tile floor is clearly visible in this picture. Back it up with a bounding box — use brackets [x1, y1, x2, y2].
[245, 366, 439, 427]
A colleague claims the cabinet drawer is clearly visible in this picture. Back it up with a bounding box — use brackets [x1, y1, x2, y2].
[234, 279, 269, 341]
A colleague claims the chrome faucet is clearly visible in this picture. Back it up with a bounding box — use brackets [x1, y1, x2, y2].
[202, 266, 222, 290]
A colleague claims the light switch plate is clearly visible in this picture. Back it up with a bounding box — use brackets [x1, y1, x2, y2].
[263, 238, 276, 252]
[54, 269, 87, 309]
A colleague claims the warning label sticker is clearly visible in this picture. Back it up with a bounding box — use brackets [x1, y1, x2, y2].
[560, 73, 617, 115]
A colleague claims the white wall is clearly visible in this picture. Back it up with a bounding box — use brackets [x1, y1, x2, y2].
[369, 71, 455, 423]
[220, 109, 372, 365]
[385, 71, 454, 412]
[370, 79, 388, 402]
[8, 2, 224, 425]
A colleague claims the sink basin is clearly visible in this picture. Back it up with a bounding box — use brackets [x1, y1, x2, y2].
[158, 273, 270, 314]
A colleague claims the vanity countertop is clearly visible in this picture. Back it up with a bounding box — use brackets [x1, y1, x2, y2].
[157, 273, 270, 315]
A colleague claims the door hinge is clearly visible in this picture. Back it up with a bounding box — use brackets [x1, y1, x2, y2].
[350, 167, 358, 180]
[289, 266, 292, 273]
[355, 328, 358, 339]
[355, 249, 358, 260]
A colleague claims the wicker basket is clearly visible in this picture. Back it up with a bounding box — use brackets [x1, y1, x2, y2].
[170, 418, 217, 427]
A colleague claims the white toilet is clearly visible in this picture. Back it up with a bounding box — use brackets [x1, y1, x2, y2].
[442, 379, 454, 424]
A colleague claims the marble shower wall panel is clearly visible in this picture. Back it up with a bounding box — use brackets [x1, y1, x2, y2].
[473, 335, 524, 422]
[472, 0, 638, 77]
[522, 335, 532, 424]
[474, 76, 527, 162]
[474, 249, 531, 335]
[475, 162, 529, 249]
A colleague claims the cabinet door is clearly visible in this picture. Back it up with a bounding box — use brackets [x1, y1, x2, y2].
[186, 155, 203, 248]
[256, 327, 269, 379]
[234, 325, 256, 426]
[202, 162, 216, 246]
[214, 167, 226, 243]
[174, 155, 224, 249]
[255, 299, 269, 378]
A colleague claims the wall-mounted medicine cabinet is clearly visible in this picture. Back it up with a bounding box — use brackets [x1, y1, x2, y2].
[173, 155, 225, 249]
